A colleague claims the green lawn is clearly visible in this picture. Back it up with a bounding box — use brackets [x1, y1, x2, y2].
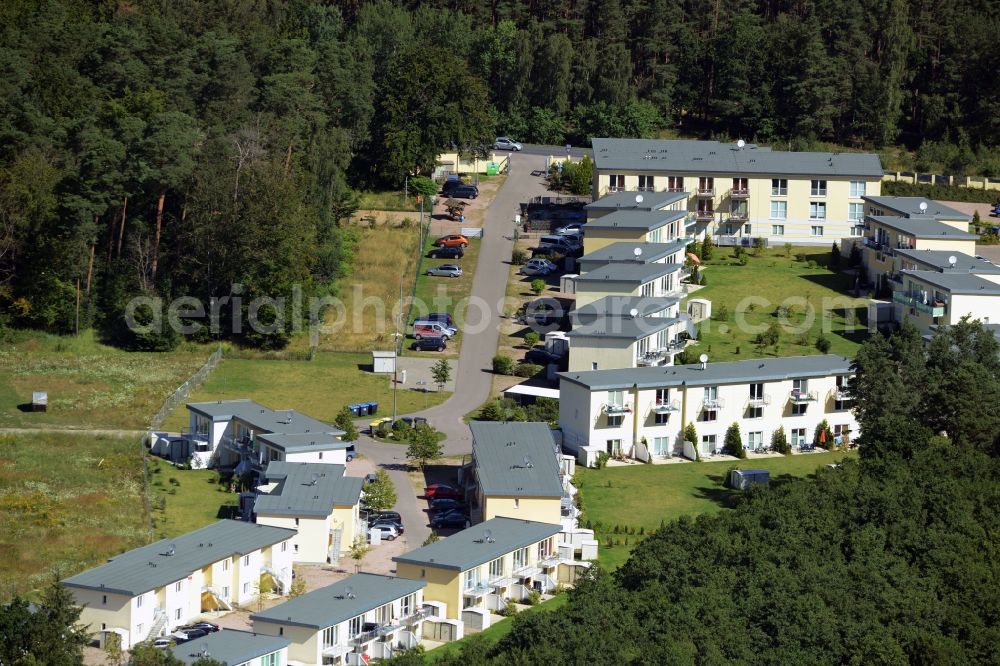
[425, 594, 569, 661]
[147, 457, 238, 540]
[685, 246, 868, 362]
[577, 450, 857, 569]
[0, 330, 211, 429]
[0, 432, 148, 599]
[160, 351, 447, 432]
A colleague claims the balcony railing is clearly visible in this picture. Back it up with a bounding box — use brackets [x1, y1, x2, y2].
[540, 554, 563, 568]
[653, 399, 680, 414]
[747, 394, 771, 408]
[729, 187, 749, 199]
[892, 291, 946, 316]
[322, 644, 352, 658]
[695, 210, 715, 222]
[463, 582, 491, 597]
[603, 403, 632, 416]
[637, 186, 655, 192]
[636, 350, 669, 367]
[350, 629, 380, 646]
[789, 389, 818, 403]
[832, 388, 851, 402]
[181, 428, 209, 442]
[666, 186, 685, 193]
[607, 185, 624, 193]
[728, 210, 749, 222]
[701, 397, 725, 410]
[513, 563, 542, 577]
[696, 187, 715, 197]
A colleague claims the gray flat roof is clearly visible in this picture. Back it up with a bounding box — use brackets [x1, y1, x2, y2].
[567, 316, 680, 341]
[256, 431, 349, 453]
[578, 240, 688, 266]
[894, 249, 1000, 274]
[584, 190, 689, 211]
[470, 422, 563, 498]
[571, 295, 679, 323]
[862, 196, 971, 221]
[170, 630, 290, 666]
[252, 573, 425, 630]
[392, 517, 561, 572]
[591, 138, 883, 177]
[584, 210, 688, 231]
[868, 216, 977, 240]
[254, 462, 362, 517]
[187, 400, 342, 437]
[61, 521, 295, 596]
[558, 354, 852, 391]
[901, 270, 1000, 295]
[575, 263, 681, 285]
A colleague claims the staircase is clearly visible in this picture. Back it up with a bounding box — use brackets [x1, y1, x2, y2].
[329, 528, 343, 565]
[147, 609, 168, 641]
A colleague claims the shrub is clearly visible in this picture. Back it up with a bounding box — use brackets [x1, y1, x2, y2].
[814, 419, 834, 450]
[523, 331, 540, 348]
[699, 273, 707, 286]
[514, 362, 543, 377]
[816, 334, 831, 353]
[510, 248, 527, 265]
[724, 422, 746, 459]
[783, 243, 793, 257]
[700, 235, 714, 260]
[738, 253, 749, 266]
[497, 599, 519, 616]
[594, 451, 611, 469]
[492, 354, 515, 375]
[526, 590, 541, 606]
[752, 237, 766, 256]
[830, 242, 841, 269]
[771, 426, 791, 454]
[712, 304, 729, 321]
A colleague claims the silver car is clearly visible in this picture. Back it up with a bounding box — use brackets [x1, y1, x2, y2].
[555, 223, 584, 236]
[426, 264, 463, 278]
[494, 137, 523, 151]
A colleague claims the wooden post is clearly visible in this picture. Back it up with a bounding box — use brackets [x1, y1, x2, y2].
[85, 241, 95, 294]
[151, 191, 165, 279]
[116, 194, 128, 258]
[75, 278, 81, 336]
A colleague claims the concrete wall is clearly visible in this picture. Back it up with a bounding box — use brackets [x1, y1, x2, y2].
[568, 337, 634, 372]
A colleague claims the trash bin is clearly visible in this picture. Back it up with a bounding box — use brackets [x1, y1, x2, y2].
[368, 401, 379, 416]
[359, 402, 372, 416]
[349, 404, 362, 417]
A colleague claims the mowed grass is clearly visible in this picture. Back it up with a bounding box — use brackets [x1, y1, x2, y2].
[0, 330, 211, 429]
[147, 457, 238, 540]
[407, 236, 482, 358]
[160, 352, 446, 432]
[685, 246, 868, 362]
[577, 450, 857, 570]
[0, 432, 148, 599]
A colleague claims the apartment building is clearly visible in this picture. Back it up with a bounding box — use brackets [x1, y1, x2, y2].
[253, 461, 363, 565]
[558, 355, 857, 467]
[251, 574, 428, 664]
[893, 271, 1000, 330]
[591, 137, 883, 245]
[170, 630, 290, 666]
[584, 189, 689, 219]
[574, 263, 684, 309]
[566, 315, 693, 371]
[580, 209, 691, 254]
[61, 521, 295, 649]
[577, 240, 689, 274]
[393, 517, 565, 629]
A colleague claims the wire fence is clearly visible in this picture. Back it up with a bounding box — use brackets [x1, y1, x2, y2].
[149, 344, 224, 431]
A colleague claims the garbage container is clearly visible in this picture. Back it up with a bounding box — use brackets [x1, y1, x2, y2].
[359, 402, 372, 416]
[368, 401, 379, 416]
[349, 404, 362, 417]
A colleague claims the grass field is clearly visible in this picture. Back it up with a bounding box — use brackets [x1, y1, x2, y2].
[685, 246, 868, 362]
[0, 330, 211, 430]
[577, 450, 857, 569]
[407, 236, 482, 358]
[356, 190, 421, 212]
[160, 352, 447, 432]
[147, 457, 238, 540]
[0, 432, 148, 599]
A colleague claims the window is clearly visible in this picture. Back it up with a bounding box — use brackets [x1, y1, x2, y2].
[222, 586, 229, 599]
[654, 411, 670, 425]
[771, 179, 787, 196]
[606, 439, 622, 456]
[175, 582, 182, 592]
[652, 437, 670, 456]
[732, 177, 748, 194]
[791, 428, 807, 447]
[375, 603, 392, 625]
[222, 560, 229, 572]
[464, 568, 480, 591]
[294, 544, 298, 554]
[175, 608, 182, 621]
[747, 406, 763, 419]
[667, 176, 684, 192]
[748, 432, 763, 451]
[811, 226, 824, 236]
[514, 498, 520, 509]
[703, 386, 718, 405]
[243, 582, 250, 594]
[655, 388, 671, 405]
[810, 180, 827, 196]
[850, 181, 866, 197]
[848, 202, 864, 221]
[698, 177, 714, 194]
[749, 383, 764, 401]
[489, 557, 505, 579]
[772, 224, 785, 235]
[648, 227, 662, 243]
[791, 403, 808, 416]
[608, 174, 624, 192]
[323, 625, 339, 648]
[809, 203, 826, 220]
[513, 547, 529, 570]
[701, 409, 717, 422]
[539, 538, 554, 559]
[641, 281, 655, 297]
[743, 224, 752, 235]
[279, 627, 284, 637]
[260, 652, 279, 666]
[702, 435, 717, 454]
[318, 452, 323, 460]
[400, 593, 415, 617]
[591, 362, 598, 370]
[137, 623, 143, 636]
[851, 225, 864, 237]
[294, 518, 299, 527]
[281, 541, 287, 552]
[792, 379, 809, 394]
[770, 201, 787, 220]
[243, 555, 250, 567]
[136, 594, 143, 608]
[349, 615, 363, 638]
[638, 175, 655, 191]
[102, 595, 107, 605]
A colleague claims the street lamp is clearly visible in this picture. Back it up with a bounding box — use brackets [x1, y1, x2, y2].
[391, 332, 403, 422]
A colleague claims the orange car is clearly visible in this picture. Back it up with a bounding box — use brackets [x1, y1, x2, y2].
[433, 234, 470, 248]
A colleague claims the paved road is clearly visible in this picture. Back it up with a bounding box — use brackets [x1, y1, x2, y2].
[356, 153, 559, 545]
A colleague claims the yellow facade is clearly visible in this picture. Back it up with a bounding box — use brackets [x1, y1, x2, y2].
[252, 620, 319, 665]
[74, 588, 133, 643]
[583, 228, 654, 254]
[257, 504, 357, 564]
[482, 496, 561, 525]
[394, 563, 461, 620]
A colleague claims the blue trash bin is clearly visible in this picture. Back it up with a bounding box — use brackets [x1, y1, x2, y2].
[368, 401, 379, 416]
[359, 402, 372, 416]
[349, 404, 362, 417]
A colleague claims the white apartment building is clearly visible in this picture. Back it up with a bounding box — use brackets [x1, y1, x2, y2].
[558, 355, 857, 467]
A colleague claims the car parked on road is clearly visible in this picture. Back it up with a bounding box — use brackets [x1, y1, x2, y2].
[494, 137, 523, 151]
[430, 510, 468, 529]
[428, 246, 464, 259]
[554, 223, 585, 236]
[429, 498, 465, 513]
[412, 321, 454, 340]
[424, 483, 462, 500]
[425, 264, 462, 278]
[412, 336, 447, 352]
[369, 524, 401, 541]
[433, 234, 470, 248]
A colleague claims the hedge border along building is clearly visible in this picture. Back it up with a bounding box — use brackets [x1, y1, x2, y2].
[590, 137, 883, 246]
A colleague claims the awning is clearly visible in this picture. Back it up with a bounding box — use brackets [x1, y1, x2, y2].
[503, 384, 560, 400]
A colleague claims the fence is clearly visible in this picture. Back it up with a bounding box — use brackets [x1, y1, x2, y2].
[149, 344, 224, 432]
[882, 171, 1000, 191]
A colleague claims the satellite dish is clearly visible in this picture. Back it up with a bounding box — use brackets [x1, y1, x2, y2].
[200, 644, 209, 658]
[633, 247, 643, 257]
[344, 585, 354, 599]
[949, 255, 957, 267]
[737, 139, 746, 149]
[699, 354, 708, 363]
[483, 529, 494, 543]
[167, 543, 176, 556]
[629, 308, 639, 318]
[523, 455, 533, 468]
[919, 201, 928, 212]
[635, 194, 644, 204]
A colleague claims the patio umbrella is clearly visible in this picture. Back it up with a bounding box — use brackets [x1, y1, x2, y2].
[819, 429, 827, 445]
[686, 252, 701, 265]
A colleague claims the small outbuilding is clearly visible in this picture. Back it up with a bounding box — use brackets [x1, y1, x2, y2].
[372, 350, 396, 374]
[727, 468, 770, 490]
[31, 391, 48, 412]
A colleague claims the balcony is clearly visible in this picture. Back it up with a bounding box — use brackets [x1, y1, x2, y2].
[540, 554, 563, 568]
[402, 606, 435, 625]
[322, 644, 352, 659]
[603, 402, 632, 416]
[892, 291, 946, 316]
[488, 574, 518, 589]
[513, 563, 542, 577]
[463, 582, 491, 598]
[350, 628, 380, 647]
[221, 435, 254, 454]
[747, 394, 771, 408]
[729, 187, 749, 199]
[696, 187, 715, 197]
[637, 350, 669, 367]
[666, 186, 685, 193]
[695, 209, 715, 222]
[832, 388, 851, 402]
[728, 210, 749, 222]
[637, 186, 655, 192]
[788, 389, 818, 403]
[607, 185, 624, 193]
[701, 397, 725, 410]
[652, 399, 680, 414]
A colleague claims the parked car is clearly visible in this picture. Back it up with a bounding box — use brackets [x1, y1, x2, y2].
[367, 510, 403, 525]
[450, 185, 479, 199]
[520, 258, 557, 276]
[428, 246, 464, 259]
[412, 336, 447, 352]
[525, 348, 560, 365]
[429, 498, 464, 512]
[431, 510, 468, 529]
[554, 223, 585, 236]
[539, 234, 581, 252]
[433, 234, 470, 248]
[426, 312, 456, 329]
[413, 321, 454, 339]
[425, 264, 463, 278]
[183, 622, 219, 633]
[413, 318, 457, 337]
[424, 483, 462, 499]
[440, 178, 465, 195]
[172, 627, 211, 643]
[369, 524, 400, 541]
[153, 638, 175, 649]
[494, 137, 523, 151]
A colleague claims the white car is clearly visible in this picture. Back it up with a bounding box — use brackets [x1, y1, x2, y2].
[555, 223, 584, 236]
[369, 524, 400, 541]
[494, 137, 523, 151]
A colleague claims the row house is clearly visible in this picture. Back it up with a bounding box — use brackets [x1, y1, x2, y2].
[61, 521, 295, 649]
[566, 315, 693, 372]
[574, 263, 685, 309]
[170, 630, 290, 666]
[557, 355, 857, 467]
[251, 574, 429, 664]
[579, 209, 690, 255]
[591, 137, 883, 245]
[577, 240, 689, 274]
[893, 270, 1000, 331]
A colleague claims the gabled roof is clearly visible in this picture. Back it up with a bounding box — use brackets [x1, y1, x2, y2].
[862, 196, 971, 221]
[187, 400, 342, 437]
[578, 240, 689, 267]
[558, 354, 852, 391]
[567, 316, 681, 341]
[393, 517, 561, 572]
[170, 630, 289, 666]
[867, 216, 977, 240]
[254, 462, 362, 517]
[251, 574, 425, 630]
[901, 270, 1000, 295]
[256, 432, 349, 453]
[575, 263, 681, 285]
[584, 190, 688, 211]
[61, 521, 295, 597]
[591, 138, 883, 177]
[894, 249, 1000, 274]
[584, 210, 687, 231]
[470, 422, 562, 498]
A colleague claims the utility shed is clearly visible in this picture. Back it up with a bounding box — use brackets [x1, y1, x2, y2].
[727, 469, 770, 490]
[372, 351, 396, 374]
[32, 391, 48, 412]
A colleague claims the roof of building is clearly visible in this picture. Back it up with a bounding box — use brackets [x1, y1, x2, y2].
[900, 270, 1000, 295]
[567, 316, 681, 341]
[558, 354, 853, 391]
[255, 431, 349, 453]
[61, 521, 295, 597]
[591, 138, 883, 178]
[392, 517, 562, 572]
[254, 462, 362, 517]
[584, 210, 687, 231]
[170, 630, 290, 666]
[469, 422, 563, 498]
[187, 400, 342, 437]
[894, 249, 1000, 274]
[571, 295, 679, 322]
[584, 190, 689, 211]
[867, 216, 978, 240]
[575, 262, 681, 285]
[251, 574, 426, 630]
[862, 196, 971, 221]
[578, 240, 689, 267]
